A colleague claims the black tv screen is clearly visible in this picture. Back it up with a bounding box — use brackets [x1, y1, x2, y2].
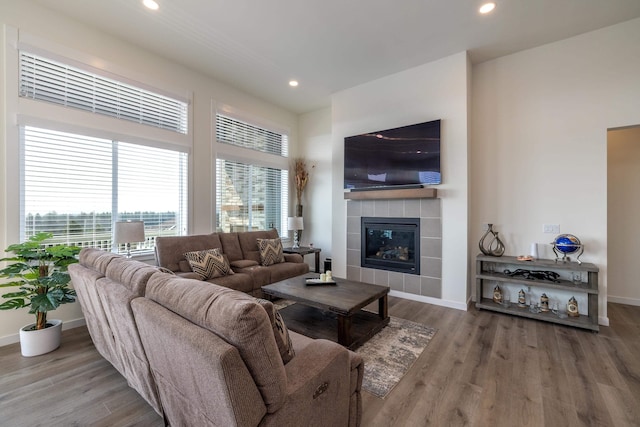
[344, 119, 441, 190]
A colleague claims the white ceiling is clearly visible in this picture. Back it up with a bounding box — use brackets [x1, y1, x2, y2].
[33, 0, 640, 114]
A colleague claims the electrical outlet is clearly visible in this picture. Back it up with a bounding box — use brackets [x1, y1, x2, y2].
[543, 224, 560, 234]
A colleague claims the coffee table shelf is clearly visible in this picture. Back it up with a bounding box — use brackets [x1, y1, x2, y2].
[278, 304, 388, 350]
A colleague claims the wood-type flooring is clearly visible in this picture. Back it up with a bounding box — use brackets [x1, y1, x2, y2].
[1, 298, 638, 426]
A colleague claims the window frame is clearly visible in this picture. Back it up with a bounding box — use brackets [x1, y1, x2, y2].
[19, 124, 190, 257]
[4, 27, 194, 254]
[214, 106, 291, 238]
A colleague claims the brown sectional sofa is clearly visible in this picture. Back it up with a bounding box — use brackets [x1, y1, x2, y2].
[155, 229, 309, 297]
[70, 248, 364, 426]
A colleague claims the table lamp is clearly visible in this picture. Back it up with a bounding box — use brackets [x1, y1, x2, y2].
[114, 220, 145, 258]
[287, 216, 304, 249]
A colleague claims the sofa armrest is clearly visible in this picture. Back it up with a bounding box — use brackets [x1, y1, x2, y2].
[260, 339, 352, 426]
[283, 253, 304, 263]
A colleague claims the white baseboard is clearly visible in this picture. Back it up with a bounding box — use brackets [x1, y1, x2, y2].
[0, 317, 86, 347]
[62, 317, 87, 331]
[607, 295, 640, 307]
[389, 290, 468, 311]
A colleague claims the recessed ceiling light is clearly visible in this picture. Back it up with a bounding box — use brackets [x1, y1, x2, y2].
[479, 2, 496, 14]
[289, 80, 299, 87]
[143, 0, 159, 10]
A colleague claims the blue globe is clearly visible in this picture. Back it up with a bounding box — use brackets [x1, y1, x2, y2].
[554, 234, 581, 254]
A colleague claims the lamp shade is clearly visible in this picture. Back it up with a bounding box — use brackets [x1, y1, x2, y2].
[287, 216, 304, 231]
[114, 221, 145, 244]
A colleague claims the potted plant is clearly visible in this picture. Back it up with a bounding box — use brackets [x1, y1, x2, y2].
[0, 232, 80, 357]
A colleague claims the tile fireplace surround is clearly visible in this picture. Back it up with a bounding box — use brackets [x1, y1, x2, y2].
[346, 198, 442, 298]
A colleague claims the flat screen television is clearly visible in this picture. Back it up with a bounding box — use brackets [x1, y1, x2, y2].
[344, 119, 441, 190]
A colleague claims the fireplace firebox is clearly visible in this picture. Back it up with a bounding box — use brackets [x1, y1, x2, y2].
[361, 217, 420, 275]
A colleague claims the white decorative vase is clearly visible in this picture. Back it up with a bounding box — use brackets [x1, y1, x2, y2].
[19, 319, 63, 357]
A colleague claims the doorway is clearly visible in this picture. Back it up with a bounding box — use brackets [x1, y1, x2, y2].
[607, 125, 640, 306]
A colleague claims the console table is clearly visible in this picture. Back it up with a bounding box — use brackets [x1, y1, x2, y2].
[283, 246, 321, 273]
[475, 254, 599, 331]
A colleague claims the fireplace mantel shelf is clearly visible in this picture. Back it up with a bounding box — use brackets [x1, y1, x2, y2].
[344, 187, 437, 201]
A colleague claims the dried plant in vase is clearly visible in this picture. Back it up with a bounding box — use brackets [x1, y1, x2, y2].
[291, 158, 314, 245]
[291, 157, 315, 210]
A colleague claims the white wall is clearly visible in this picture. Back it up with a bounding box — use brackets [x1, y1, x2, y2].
[608, 126, 640, 306]
[331, 51, 470, 308]
[0, 1, 298, 344]
[298, 107, 332, 270]
[471, 17, 640, 325]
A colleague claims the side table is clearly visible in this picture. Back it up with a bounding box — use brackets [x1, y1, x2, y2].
[283, 247, 321, 273]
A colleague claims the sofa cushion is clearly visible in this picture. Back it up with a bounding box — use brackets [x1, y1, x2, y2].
[132, 297, 267, 427]
[255, 298, 295, 364]
[69, 260, 123, 373]
[219, 232, 243, 262]
[257, 238, 285, 266]
[104, 257, 159, 296]
[205, 272, 254, 294]
[96, 277, 162, 413]
[78, 247, 120, 275]
[230, 259, 259, 269]
[237, 229, 279, 263]
[144, 274, 288, 413]
[155, 234, 222, 273]
[266, 261, 310, 283]
[184, 248, 234, 280]
[232, 265, 272, 289]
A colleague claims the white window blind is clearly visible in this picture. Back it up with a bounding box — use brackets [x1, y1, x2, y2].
[21, 126, 188, 255]
[20, 52, 189, 134]
[215, 113, 289, 235]
[216, 159, 288, 235]
[216, 114, 288, 157]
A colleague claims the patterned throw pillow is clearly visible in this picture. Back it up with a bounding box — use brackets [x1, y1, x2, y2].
[183, 248, 235, 280]
[255, 298, 295, 364]
[256, 238, 285, 266]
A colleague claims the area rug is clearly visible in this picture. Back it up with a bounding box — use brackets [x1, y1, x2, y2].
[273, 300, 437, 399]
[355, 316, 437, 398]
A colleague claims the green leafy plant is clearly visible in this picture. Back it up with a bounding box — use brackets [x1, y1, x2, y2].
[0, 232, 81, 330]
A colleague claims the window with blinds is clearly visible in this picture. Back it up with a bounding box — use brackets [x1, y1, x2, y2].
[216, 113, 288, 157]
[21, 126, 188, 255]
[215, 159, 288, 235]
[214, 113, 289, 235]
[19, 52, 189, 134]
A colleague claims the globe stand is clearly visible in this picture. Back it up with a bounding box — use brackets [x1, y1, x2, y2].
[552, 243, 584, 264]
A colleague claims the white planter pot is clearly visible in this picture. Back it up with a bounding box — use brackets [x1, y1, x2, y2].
[19, 319, 63, 357]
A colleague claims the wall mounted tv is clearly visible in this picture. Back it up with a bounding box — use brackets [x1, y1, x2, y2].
[344, 119, 441, 190]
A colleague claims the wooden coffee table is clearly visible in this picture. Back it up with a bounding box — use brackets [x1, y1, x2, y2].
[262, 273, 390, 350]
